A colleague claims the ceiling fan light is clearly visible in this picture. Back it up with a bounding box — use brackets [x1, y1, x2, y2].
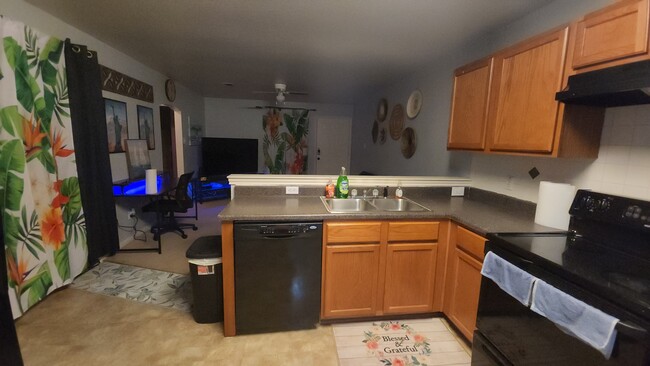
[276, 93, 286, 103]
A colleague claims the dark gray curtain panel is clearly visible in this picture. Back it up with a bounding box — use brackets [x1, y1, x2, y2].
[64, 40, 119, 265]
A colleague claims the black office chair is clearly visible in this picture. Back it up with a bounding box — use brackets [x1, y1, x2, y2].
[143, 171, 198, 240]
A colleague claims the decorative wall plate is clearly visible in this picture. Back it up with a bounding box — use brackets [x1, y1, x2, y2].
[401, 127, 417, 158]
[379, 126, 387, 145]
[165, 79, 176, 102]
[389, 104, 405, 140]
[377, 98, 388, 122]
[406, 89, 423, 119]
[372, 120, 379, 143]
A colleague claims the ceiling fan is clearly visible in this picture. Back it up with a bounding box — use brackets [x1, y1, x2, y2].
[253, 83, 308, 103]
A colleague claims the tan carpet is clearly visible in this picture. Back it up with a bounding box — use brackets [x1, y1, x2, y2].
[105, 199, 228, 274]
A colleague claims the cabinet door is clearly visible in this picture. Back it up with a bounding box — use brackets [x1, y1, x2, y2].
[448, 58, 494, 150]
[322, 244, 381, 319]
[448, 248, 483, 341]
[383, 243, 438, 314]
[573, 0, 649, 69]
[488, 27, 569, 153]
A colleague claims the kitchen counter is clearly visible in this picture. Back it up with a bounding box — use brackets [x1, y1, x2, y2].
[219, 187, 561, 337]
[218, 188, 560, 236]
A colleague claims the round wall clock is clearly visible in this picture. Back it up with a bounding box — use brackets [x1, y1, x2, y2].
[165, 79, 176, 102]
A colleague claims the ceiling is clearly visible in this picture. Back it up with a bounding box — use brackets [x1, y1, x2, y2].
[27, 0, 555, 104]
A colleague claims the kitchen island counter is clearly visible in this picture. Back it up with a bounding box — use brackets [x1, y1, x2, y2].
[218, 188, 559, 236]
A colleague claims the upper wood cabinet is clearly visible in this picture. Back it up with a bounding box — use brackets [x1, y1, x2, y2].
[487, 27, 569, 154]
[447, 25, 606, 158]
[572, 0, 650, 71]
[448, 57, 494, 150]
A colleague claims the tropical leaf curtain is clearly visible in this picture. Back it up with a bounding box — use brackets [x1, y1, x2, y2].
[262, 108, 309, 174]
[1, 18, 87, 318]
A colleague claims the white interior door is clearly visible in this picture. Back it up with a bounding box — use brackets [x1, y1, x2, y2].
[316, 117, 352, 175]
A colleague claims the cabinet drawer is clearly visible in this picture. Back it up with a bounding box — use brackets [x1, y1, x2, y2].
[326, 222, 382, 244]
[387, 221, 439, 242]
[456, 226, 486, 261]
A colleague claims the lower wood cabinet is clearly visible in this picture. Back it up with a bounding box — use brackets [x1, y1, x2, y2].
[444, 224, 486, 341]
[322, 244, 381, 318]
[383, 243, 438, 314]
[321, 220, 444, 320]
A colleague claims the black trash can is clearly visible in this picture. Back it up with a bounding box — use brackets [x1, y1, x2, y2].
[186, 235, 223, 323]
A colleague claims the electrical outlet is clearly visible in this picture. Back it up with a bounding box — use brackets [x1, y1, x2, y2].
[127, 208, 136, 220]
[286, 186, 299, 195]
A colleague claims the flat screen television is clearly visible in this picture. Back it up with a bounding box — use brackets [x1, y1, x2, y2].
[201, 137, 258, 177]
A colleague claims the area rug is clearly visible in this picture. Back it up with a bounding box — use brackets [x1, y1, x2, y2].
[71, 261, 192, 312]
[333, 318, 471, 366]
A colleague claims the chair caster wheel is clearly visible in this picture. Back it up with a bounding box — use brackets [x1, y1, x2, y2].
[182, 234, 188, 239]
[192, 227, 198, 231]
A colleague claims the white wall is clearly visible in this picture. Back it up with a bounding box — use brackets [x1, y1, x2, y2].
[203, 98, 354, 174]
[4, 0, 205, 244]
[350, 0, 629, 200]
[471, 106, 650, 202]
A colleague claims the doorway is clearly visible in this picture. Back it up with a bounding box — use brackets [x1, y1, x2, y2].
[159, 106, 185, 182]
[316, 117, 352, 175]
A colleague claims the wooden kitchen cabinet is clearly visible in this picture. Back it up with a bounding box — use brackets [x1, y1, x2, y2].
[572, 0, 650, 72]
[383, 243, 438, 314]
[322, 243, 382, 318]
[448, 57, 494, 150]
[321, 220, 446, 320]
[487, 26, 569, 154]
[444, 224, 486, 342]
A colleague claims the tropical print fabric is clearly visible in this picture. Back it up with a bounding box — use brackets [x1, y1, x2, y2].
[1, 18, 88, 318]
[262, 108, 309, 174]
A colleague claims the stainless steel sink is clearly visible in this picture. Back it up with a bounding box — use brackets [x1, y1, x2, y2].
[321, 197, 376, 213]
[321, 196, 430, 213]
[366, 197, 430, 212]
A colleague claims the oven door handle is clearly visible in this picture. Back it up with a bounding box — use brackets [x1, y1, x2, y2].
[616, 321, 647, 339]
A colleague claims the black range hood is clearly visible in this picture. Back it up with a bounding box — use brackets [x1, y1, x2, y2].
[556, 59, 650, 107]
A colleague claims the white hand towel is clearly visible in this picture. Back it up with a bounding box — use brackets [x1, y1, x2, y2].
[531, 279, 619, 359]
[481, 251, 537, 306]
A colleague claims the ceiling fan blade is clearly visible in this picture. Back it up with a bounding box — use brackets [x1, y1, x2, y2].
[285, 91, 309, 96]
[252, 91, 278, 94]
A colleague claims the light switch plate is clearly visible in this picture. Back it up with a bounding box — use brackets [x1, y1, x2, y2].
[451, 186, 465, 197]
[286, 186, 299, 195]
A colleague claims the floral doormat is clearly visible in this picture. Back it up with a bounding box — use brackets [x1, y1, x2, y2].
[71, 261, 192, 312]
[333, 318, 471, 366]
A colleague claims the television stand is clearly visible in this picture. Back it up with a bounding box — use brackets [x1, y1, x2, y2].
[195, 176, 231, 203]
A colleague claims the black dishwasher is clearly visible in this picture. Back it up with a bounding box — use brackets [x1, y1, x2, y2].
[234, 222, 322, 334]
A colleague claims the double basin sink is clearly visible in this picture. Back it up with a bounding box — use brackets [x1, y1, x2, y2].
[321, 196, 430, 213]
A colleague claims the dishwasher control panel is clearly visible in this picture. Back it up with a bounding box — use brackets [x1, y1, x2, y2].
[258, 224, 319, 235]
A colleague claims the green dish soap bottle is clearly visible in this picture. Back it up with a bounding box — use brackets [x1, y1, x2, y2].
[335, 166, 349, 198]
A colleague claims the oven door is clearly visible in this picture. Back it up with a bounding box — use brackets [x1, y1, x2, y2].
[474, 242, 649, 366]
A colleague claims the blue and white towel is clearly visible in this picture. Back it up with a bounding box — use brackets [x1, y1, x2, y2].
[531, 279, 619, 359]
[481, 251, 537, 306]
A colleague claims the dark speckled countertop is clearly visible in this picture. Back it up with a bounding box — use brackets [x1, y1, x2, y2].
[218, 187, 562, 236]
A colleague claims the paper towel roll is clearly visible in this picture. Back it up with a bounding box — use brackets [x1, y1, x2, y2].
[145, 169, 158, 194]
[534, 181, 576, 230]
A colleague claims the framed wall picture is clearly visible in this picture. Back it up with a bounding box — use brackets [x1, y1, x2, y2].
[105, 98, 128, 153]
[137, 105, 155, 150]
[125, 139, 152, 180]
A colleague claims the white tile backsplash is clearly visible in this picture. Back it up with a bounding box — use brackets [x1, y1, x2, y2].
[470, 105, 650, 202]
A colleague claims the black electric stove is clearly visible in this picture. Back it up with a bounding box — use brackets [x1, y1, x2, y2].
[473, 190, 650, 365]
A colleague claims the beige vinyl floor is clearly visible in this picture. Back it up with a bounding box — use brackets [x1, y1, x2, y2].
[15, 199, 471, 365]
